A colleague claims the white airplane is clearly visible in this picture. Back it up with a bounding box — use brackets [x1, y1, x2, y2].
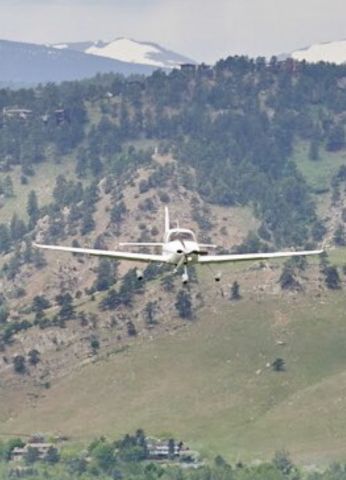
[34, 207, 323, 284]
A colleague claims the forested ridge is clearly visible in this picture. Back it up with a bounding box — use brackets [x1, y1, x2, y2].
[1, 57, 346, 248]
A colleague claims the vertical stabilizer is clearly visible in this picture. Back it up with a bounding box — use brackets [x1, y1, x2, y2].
[164, 206, 170, 234]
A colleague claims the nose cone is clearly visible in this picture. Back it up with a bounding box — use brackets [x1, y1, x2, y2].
[174, 240, 199, 254]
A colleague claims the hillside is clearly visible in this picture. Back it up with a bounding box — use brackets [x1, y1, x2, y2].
[0, 58, 345, 464]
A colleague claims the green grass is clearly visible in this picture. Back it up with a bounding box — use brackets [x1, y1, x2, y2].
[1, 270, 346, 464]
[293, 142, 346, 192]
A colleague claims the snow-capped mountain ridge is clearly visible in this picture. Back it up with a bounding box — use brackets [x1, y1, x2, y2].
[291, 39, 346, 64]
[53, 37, 195, 69]
[0, 38, 157, 86]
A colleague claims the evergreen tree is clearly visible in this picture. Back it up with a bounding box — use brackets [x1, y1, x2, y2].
[175, 290, 193, 319]
[45, 446, 60, 464]
[144, 301, 158, 326]
[28, 349, 40, 366]
[48, 211, 65, 239]
[99, 289, 122, 310]
[2, 175, 14, 197]
[326, 124, 345, 151]
[168, 439, 175, 460]
[312, 220, 327, 242]
[24, 446, 39, 464]
[230, 281, 241, 300]
[26, 190, 39, 226]
[13, 355, 26, 374]
[161, 274, 175, 292]
[75, 148, 87, 178]
[90, 335, 100, 353]
[0, 224, 11, 253]
[0, 305, 9, 324]
[127, 320, 137, 336]
[308, 139, 320, 161]
[279, 263, 301, 291]
[272, 358, 285, 372]
[80, 210, 95, 235]
[10, 214, 26, 241]
[334, 224, 345, 246]
[272, 450, 295, 475]
[324, 265, 341, 289]
[32, 248, 47, 269]
[32, 295, 51, 316]
[94, 259, 116, 291]
[57, 293, 75, 321]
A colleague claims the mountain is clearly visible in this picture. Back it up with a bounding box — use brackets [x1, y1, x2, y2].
[53, 37, 196, 69]
[291, 39, 346, 64]
[0, 39, 161, 86]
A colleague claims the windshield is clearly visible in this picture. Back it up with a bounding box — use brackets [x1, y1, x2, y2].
[169, 231, 195, 242]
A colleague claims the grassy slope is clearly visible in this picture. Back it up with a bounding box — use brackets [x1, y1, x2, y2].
[293, 142, 346, 192]
[1, 250, 345, 465]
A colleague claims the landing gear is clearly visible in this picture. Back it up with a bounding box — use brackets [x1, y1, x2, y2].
[136, 269, 144, 280]
[182, 266, 189, 284]
[214, 272, 222, 282]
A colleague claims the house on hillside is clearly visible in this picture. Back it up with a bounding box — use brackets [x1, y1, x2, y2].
[2, 107, 33, 120]
[11, 443, 58, 462]
[146, 437, 197, 463]
[180, 63, 197, 73]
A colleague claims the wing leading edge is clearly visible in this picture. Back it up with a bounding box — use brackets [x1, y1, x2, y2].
[198, 249, 324, 265]
[34, 243, 165, 263]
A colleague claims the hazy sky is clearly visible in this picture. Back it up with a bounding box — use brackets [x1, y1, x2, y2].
[0, 0, 345, 62]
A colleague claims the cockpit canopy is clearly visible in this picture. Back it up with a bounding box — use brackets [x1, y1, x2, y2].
[167, 229, 196, 242]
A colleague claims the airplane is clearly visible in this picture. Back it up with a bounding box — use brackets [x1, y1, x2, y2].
[34, 207, 323, 284]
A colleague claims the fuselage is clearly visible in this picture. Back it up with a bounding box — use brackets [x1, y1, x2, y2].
[162, 228, 200, 265]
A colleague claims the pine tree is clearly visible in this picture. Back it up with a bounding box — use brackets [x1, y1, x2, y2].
[144, 301, 158, 326]
[0, 224, 11, 253]
[326, 124, 345, 151]
[230, 281, 241, 300]
[13, 355, 26, 374]
[175, 290, 192, 319]
[45, 446, 60, 464]
[334, 225, 345, 246]
[28, 349, 40, 366]
[308, 139, 320, 161]
[26, 190, 39, 227]
[94, 259, 116, 291]
[324, 266, 341, 289]
[2, 175, 14, 197]
[10, 214, 26, 241]
[272, 358, 285, 372]
[57, 293, 75, 321]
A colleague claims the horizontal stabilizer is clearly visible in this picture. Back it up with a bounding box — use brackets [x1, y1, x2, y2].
[119, 242, 164, 247]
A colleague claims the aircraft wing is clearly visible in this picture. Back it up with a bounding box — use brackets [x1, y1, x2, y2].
[34, 243, 165, 263]
[198, 249, 324, 265]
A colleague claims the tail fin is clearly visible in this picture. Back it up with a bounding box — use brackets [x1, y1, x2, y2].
[164, 207, 170, 234]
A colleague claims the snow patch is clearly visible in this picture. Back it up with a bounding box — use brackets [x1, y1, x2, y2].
[53, 44, 68, 50]
[86, 38, 169, 68]
[292, 40, 346, 64]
